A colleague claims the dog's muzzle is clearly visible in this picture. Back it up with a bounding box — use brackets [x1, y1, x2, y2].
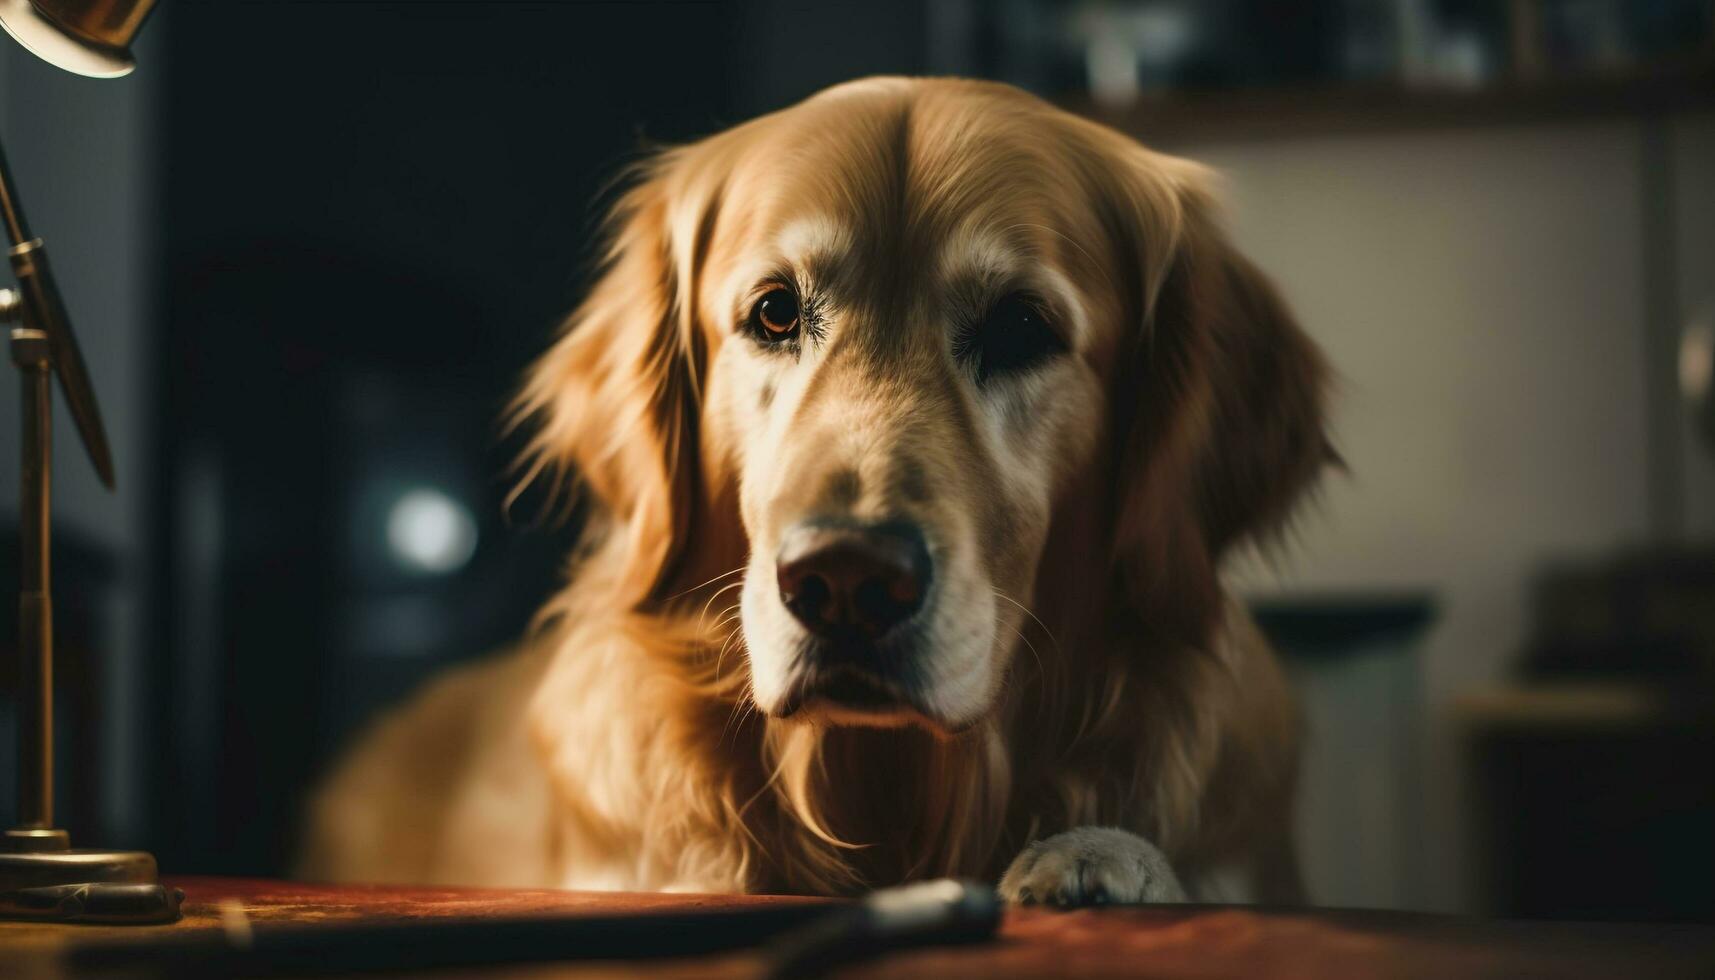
[774, 519, 933, 717]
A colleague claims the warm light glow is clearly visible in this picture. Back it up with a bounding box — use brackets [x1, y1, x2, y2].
[1681, 321, 1712, 404]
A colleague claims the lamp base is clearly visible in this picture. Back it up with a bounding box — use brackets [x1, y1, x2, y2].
[0, 829, 181, 923]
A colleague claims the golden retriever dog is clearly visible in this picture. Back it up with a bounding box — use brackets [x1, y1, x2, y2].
[301, 76, 1331, 906]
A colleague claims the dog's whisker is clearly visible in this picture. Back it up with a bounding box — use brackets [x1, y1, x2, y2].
[991, 587, 1060, 653]
[696, 580, 747, 631]
[718, 691, 746, 747]
[709, 617, 744, 649]
[719, 679, 758, 751]
[993, 588, 1054, 729]
[667, 565, 747, 604]
[1006, 621, 1046, 682]
[698, 578, 746, 615]
[713, 608, 745, 686]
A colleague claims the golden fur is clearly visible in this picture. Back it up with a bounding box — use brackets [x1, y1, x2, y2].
[300, 77, 1331, 900]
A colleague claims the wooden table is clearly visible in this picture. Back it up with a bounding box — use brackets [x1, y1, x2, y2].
[3, 877, 1713, 978]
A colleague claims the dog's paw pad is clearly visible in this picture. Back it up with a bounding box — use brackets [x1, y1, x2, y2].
[999, 827, 1185, 907]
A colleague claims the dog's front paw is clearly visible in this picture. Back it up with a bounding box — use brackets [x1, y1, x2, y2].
[999, 827, 1186, 907]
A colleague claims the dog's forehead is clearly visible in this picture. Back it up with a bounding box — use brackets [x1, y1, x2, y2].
[773, 91, 1080, 233]
[743, 114, 1093, 286]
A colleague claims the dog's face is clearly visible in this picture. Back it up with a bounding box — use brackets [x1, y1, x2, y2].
[519, 79, 1327, 737]
[700, 91, 1124, 733]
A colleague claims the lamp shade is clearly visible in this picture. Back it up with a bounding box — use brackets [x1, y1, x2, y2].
[0, 0, 155, 78]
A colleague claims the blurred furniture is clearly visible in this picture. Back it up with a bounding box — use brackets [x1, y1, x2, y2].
[957, 0, 1715, 109]
[1522, 546, 1715, 685]
[1068, 62, 1715, 143]
[1257, 595, 1434, 910]
[3, 877, 1714, 977]
[1460, 546, 1715, 921]
[1460, 683, 1715, 920]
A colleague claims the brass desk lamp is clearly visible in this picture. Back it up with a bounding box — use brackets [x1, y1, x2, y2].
[0, 0, 177, 923]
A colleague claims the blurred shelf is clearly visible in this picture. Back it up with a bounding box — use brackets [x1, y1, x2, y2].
[1455, 681, 1698, 732]
[1063, 64, 1715, 146]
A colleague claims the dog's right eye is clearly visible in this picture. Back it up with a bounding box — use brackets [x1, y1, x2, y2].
[955, 292, 1066, 383]
[747, 288, 800, 343]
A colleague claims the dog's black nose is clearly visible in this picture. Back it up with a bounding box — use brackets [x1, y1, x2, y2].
[776, 520, 931, 640]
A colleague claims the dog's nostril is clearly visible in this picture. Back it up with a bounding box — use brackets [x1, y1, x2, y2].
[775, 520, 931, 640]
[854, 579, 899, 628]
[786, 573, 834, 626]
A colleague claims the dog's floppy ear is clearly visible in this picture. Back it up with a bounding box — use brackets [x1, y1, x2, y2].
[511, 147, 722, 610]
[1104, 153, 1333, 643]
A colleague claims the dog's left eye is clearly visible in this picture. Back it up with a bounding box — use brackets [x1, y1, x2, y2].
[747, 288, 800, 343]
[956, 293, 1065, 383]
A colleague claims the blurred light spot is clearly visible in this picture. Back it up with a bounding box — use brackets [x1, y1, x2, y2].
[1681, 320, 1712, 403]
[1086, 34, 1141, 108]
[386, 488, 477, 574]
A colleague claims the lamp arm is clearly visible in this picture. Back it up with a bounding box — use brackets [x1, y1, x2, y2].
[0, 133, 33, 245]
[0, 129, 115, 487]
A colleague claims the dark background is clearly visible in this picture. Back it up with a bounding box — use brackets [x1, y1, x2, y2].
[149, 0, 737, 882]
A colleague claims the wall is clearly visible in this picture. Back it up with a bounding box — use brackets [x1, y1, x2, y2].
[1180, 118, 1708, 911]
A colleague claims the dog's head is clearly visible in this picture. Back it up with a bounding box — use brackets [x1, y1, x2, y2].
[518, 78, 1328, 736]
